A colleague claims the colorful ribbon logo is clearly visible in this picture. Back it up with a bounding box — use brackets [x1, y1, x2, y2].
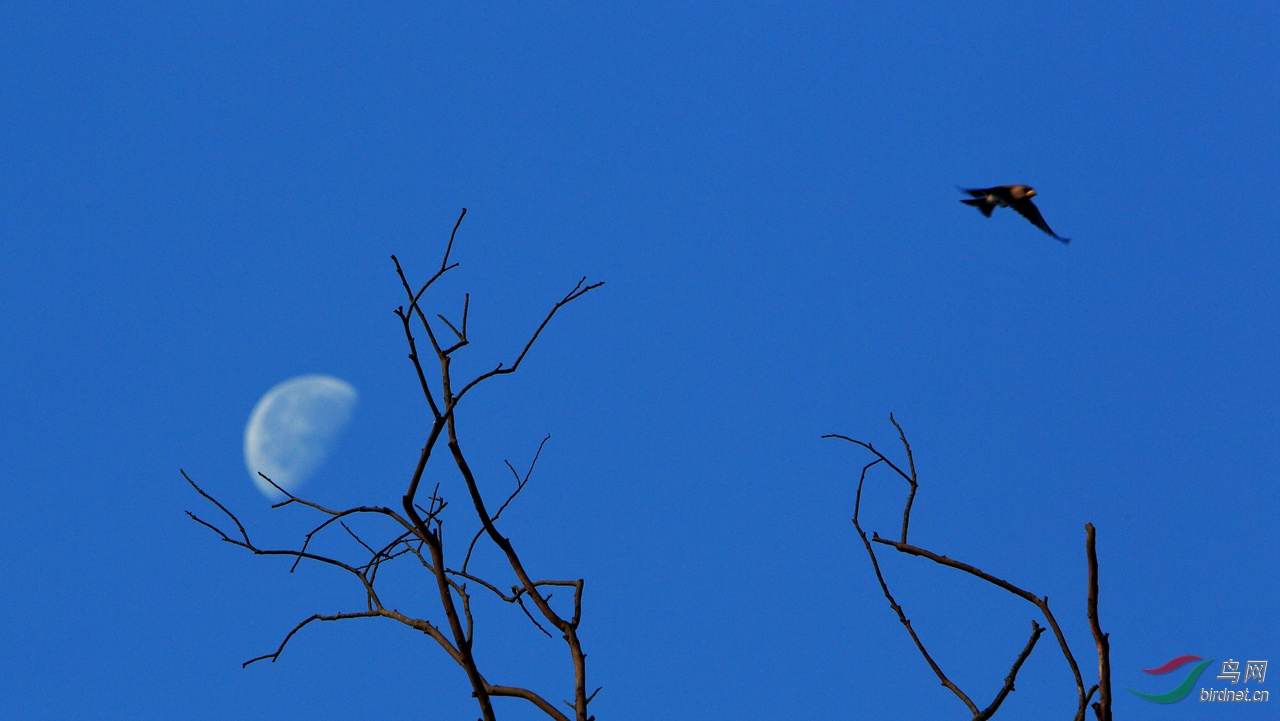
[1128, 655, 1214, 703]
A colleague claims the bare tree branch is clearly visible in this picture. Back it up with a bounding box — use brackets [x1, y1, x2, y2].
[447, 425, 591, 720]
[463, 434, 550, 574]
[393, 297, 442, 419]
[487, 685, 572, 721]
[871, 533, 1087, 713]
[976, 621, 1044, 720]
[822, 421, 920, 542]
[848, 458, 979, 715]
[187, 210, 601, 721]
[870, 530, 1080, 706]
[242, 611, 383, 667]
[1086, 523, 1111, 721]
[828, 418, 1110, 721]
[454, 277, 604, 404]
[888, 413, 919, 544]
[181, 470, 250, 545]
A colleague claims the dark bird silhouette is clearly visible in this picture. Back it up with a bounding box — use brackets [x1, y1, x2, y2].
[960, 185, 1070, 243]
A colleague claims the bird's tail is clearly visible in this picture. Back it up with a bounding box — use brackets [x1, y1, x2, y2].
[961, 198, 995, 217]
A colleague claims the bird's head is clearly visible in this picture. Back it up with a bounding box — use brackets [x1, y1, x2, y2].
[1024, 187, 1037, 198]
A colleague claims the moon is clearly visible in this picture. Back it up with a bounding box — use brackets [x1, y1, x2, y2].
[244, 375, 358, 500]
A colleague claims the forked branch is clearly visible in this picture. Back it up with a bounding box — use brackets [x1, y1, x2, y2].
[187, 210, 602, 721]
[827, 418, 1110, 721]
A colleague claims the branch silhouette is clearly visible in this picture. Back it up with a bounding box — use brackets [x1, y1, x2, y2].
[185, 209, 603, 721]
[826, 416, 1111, 721]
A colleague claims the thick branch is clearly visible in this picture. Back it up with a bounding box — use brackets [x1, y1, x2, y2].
[449, 433, 565, 627]
[390, 385, 495, 717]
[448, 425, 590, 720]
[487, 685, 573, 721]
[397, 423, 495, 720]
[393, 224, 602, 720]
[1085, 524, 1111, 721]
[403, 418, 448, 529]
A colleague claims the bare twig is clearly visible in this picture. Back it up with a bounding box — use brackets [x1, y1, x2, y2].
[388, 209, 468, 413]
[888, 413, 918, 543]
[243, 611, 382, 666]
[182, 470, 250, 545]
[413, 208, 467, 306]
[463, 435, 551, 574]
[516, 595, 555, 638]
[454, 278, 604, 404]
[1082, 684, 1099, 721]
[976, 621, 1044, 720]
[461, 293, 470, 337]
[393, 299, 441, 419]
[340, 521, 377, 557]
[822, 434, 915, 489]
[438, 313, 464, 341]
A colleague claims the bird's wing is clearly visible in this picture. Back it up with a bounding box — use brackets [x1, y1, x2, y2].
[1012, 199, 1070, 243]
[961, 198, 996, 216]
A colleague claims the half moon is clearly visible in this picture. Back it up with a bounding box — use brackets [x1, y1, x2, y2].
[244, 375, 358, 500]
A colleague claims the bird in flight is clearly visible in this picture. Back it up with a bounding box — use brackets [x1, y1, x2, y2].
[959, 185, 1070, 243]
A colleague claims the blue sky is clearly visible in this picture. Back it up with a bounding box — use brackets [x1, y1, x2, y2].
[2, 3, 1276, 720]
